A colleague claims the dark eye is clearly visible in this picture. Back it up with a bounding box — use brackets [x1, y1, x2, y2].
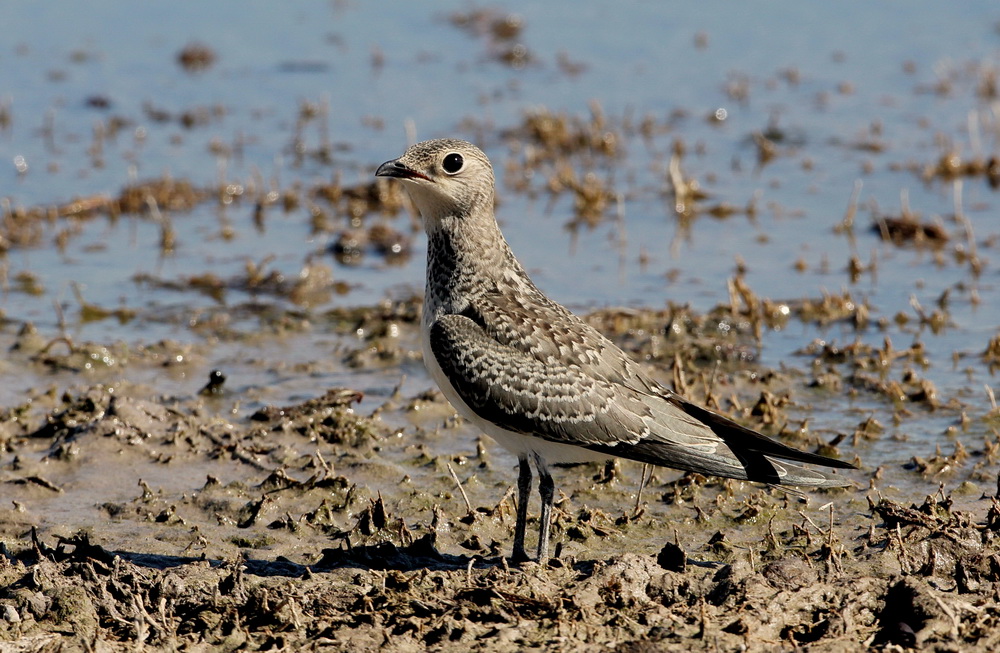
[442, 153, 464, 174]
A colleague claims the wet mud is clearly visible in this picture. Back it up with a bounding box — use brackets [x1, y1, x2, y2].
[2, 301, 1000, 651]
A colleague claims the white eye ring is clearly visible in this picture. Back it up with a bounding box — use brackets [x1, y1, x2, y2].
[442, 152, 465, 174]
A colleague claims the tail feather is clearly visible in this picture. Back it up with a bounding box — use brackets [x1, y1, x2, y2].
[669, 395, 855, 487]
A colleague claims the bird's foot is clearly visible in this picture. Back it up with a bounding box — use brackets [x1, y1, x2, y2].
[509, 548, 532, 566]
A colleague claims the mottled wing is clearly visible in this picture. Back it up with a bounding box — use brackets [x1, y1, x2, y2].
[473, 290, 853, 484]
[428, 313, 648, 445]
[431, 313, 754, 479]
[430, 313, 853, 487]
[472, 285, 655, 389]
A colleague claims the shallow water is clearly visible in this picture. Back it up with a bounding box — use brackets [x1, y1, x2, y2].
[2, 1, 1000, 482]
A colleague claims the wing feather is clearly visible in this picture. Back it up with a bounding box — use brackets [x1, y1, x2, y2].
[430, 311, 854, 487]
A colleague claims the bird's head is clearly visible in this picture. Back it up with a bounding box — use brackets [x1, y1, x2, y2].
[376, 139, 495, 227]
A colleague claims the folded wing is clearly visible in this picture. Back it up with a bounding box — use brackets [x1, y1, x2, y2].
[429, 313, 854, 487]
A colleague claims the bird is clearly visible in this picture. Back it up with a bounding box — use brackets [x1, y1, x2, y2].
[376, 138, 855, 563]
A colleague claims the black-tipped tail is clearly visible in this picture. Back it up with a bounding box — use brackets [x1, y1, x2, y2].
[670, 395, 855, 487]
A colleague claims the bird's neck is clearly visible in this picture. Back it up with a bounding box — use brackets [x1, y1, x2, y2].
[423, 213, 524, 318]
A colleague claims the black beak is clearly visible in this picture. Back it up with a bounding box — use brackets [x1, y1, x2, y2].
[375, 159, 430, 181]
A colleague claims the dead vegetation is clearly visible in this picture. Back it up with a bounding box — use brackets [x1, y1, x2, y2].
[2, 293, 999, 649]
[2, 390, 1000, 651]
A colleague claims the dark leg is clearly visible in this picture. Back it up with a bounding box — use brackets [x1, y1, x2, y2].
[535, 455, 555, 562]
[511, 456, 532, 563]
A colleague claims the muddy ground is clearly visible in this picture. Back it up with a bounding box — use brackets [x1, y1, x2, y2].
[2, 298, 999, 652]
